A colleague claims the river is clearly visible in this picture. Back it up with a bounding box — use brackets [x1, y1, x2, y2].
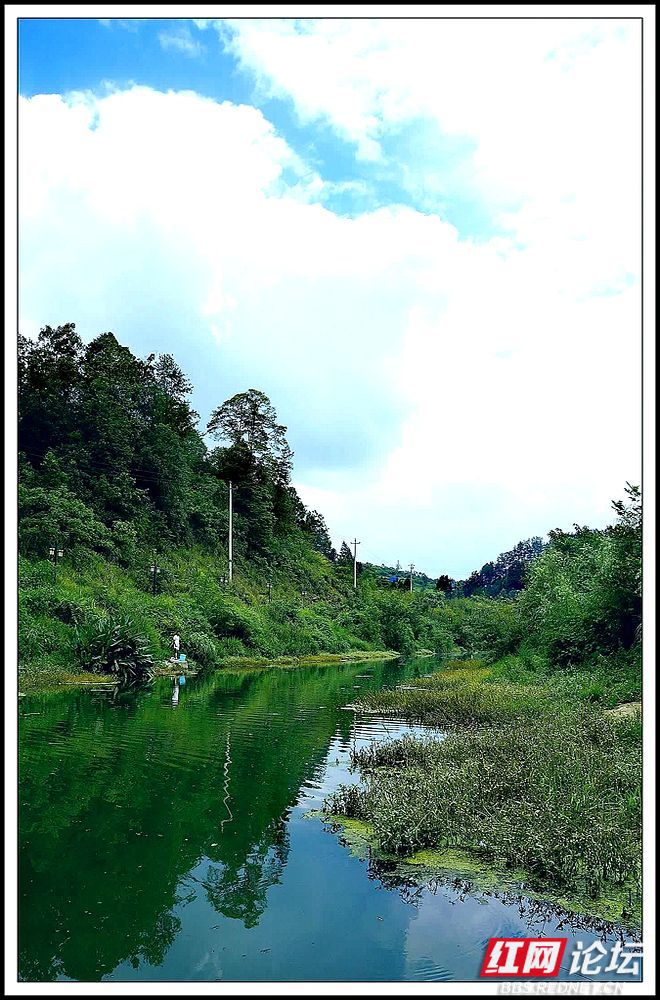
[18, 657, 640, 982]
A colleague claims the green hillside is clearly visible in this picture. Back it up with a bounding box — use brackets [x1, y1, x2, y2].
[19, 324, 641, 697]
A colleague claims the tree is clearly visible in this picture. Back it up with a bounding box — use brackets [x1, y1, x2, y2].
[301, 509, 334, 559]
[207, 390, 292, 482]
[18, 323, 84, 462]
[463, 570, 484, 597]
[147, 353, 198, 436]
[518, 489, 642, 665]
[461, 537, 545, 596]
[436, 575, 453, 594]
[338, 541, 354, 566]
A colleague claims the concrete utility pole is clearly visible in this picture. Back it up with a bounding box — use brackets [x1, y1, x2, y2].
[228, 481, 234, 583]
[409, 563, 415, 593]
[351, 538, 361, 589]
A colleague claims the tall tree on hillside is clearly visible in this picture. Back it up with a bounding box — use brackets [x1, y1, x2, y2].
[147, 353, 199, 436]
[207, 389, 293, 482]
[18, 324, 84, 462]
[301, 509, 334, 559]
[78, 332, 151, 472]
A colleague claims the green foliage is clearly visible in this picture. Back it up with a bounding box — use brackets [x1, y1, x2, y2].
[18, 483, 115, 558]
[518, 488, 641, 666]
[76, 617, 155, 686]
[18, 322, 641, 698]
[328, 709, 641, 903]
[461, 536, 545, 597]
[337, 541, 353, 566]
[185, 631, 220, 668]
[432, 596, 521, 659]
[206, 388, 292, 483]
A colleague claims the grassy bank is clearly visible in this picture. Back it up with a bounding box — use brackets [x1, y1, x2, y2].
[20, 651, 402, 692]
[325, 656, 642, 928]
[18, 545, 407, 687]
[210, 649, 400, 670]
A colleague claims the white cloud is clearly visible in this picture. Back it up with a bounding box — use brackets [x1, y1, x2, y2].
[220, 19, 639, 219]
[19, 16, 641, 577]
[97, 18, 142, 34]
[158, 25, 205, 59]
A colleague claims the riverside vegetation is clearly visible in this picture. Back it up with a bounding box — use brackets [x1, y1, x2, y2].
[325, 492, 642, 924]
[19, 325, 641, 923]
[19, 323, 570, 687]
[18, 325, 444, 686]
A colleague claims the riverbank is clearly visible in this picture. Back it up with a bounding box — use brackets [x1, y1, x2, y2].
[19, 539, 445, 692]
[212, 649, 401, 670]
[18, 649, 403, 692]
[324, 656, 642, 930]
[18, 668, 115, 694]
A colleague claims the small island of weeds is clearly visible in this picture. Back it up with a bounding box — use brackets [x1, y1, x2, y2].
[326, 655, 641, 928]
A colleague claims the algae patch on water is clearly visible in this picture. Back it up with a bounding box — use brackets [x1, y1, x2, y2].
[310, 811, 641, 933]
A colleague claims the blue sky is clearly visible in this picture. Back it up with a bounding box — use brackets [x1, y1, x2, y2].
[18, 17, 641, 576]
[20, 19, 247, 102]
[19, 17, 495, 231]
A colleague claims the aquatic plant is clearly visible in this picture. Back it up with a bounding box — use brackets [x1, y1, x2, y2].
[327, 703, 642, 908]
[353, 664, 546, 726]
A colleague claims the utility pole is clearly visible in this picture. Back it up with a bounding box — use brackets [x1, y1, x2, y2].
[409, 563, 415, 593]
[351, 538, 361, 589]
[150, 554, 162, 597]
[228, 481, 234, 584]
[48, 540, 64, 584]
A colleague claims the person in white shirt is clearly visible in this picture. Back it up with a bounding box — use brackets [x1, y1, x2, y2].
[172, 632, 181, 661]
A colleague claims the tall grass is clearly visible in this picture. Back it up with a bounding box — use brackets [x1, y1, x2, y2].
[328, 709, 641, 903]
[327, 654, 642, 915]
[353, 660, 547, 726]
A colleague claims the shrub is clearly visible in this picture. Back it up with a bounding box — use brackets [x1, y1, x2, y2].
[185, 630, 220, 668]
[76, 617, 155, 686]
[215, 637, 248, 658]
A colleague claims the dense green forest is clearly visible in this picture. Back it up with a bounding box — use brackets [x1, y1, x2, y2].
[19, 324, 641, 694]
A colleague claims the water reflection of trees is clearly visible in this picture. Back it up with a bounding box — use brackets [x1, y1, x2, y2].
[202, 819, 289, 928]
[128, 913, 182, 971]
[19, 659, 406, 981]
[364, 857, 640, 942]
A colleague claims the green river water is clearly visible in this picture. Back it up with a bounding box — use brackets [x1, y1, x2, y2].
[19, 657, 640, 982]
